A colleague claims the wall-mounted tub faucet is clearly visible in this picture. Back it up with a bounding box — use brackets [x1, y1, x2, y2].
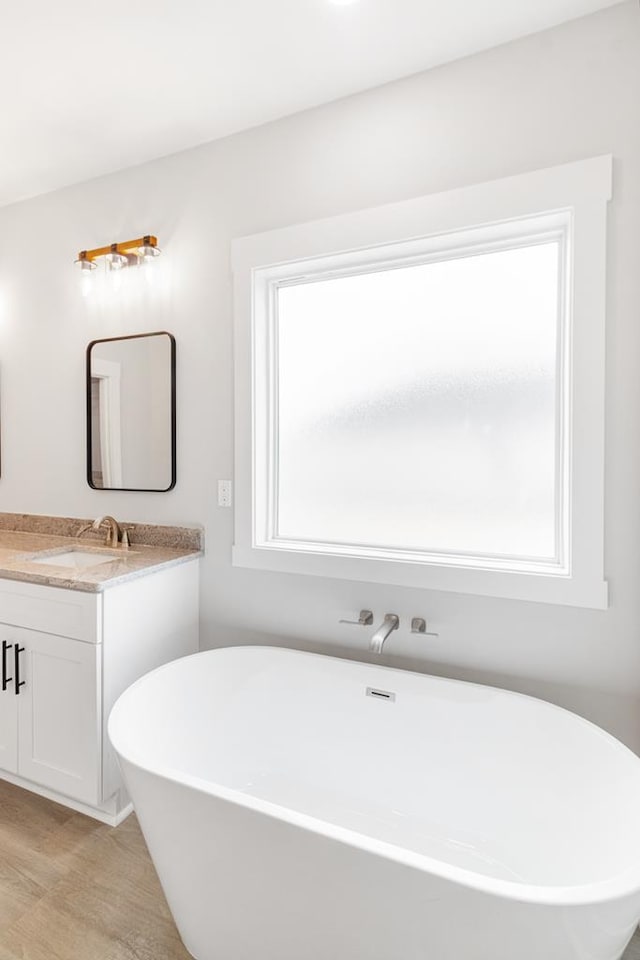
[369, 614, 399, 654]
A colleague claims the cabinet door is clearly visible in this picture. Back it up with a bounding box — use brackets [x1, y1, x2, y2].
[0, 628, 18, 773]
[16, 628, 102, 805]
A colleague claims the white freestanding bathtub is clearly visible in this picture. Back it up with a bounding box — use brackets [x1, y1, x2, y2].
[108, 646, 640, 960]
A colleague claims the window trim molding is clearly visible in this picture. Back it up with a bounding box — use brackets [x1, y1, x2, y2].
[232, 156, 612, 608]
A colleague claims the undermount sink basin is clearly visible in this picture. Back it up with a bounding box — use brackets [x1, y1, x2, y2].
[29, 549, 123, 569]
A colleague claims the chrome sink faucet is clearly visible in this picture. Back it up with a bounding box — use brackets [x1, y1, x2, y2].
[77, 515, 124, 548]
[369, 614, 399, 654]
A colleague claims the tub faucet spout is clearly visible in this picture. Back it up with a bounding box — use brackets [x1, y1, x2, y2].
[369, 614, 399, 654]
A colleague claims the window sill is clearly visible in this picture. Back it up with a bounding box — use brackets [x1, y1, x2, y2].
[232, 544, 608, 609]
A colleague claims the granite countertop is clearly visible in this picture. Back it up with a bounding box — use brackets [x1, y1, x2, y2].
[0, 524, 202, 593]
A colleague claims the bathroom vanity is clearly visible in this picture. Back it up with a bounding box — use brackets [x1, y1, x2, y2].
[0, 515, 201, 824]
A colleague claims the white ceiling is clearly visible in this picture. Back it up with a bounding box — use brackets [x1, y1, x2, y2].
[0, 0, 620, 206]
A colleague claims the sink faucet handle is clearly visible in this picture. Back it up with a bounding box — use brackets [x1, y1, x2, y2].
[339, 609, 374, 626]
[121, 526, 134, 549]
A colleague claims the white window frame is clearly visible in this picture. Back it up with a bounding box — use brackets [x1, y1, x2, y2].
[232, 156, 611, 609]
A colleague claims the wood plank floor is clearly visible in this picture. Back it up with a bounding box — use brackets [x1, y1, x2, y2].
[1, 777, 639, 960]
[627, 932, 640, 960]
[0, 779, 190, 960]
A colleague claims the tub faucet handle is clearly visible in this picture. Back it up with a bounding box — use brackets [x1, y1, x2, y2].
[339, 610, 374, 626]
[411, 618, 439, 638]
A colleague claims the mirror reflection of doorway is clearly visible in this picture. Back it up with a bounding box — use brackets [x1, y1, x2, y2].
[90, 378, 103, 486]
[87, 332, 176, 492]
[90, 359, 122, 488]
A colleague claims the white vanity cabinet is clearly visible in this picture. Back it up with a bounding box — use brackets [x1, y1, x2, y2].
[0, 558, 199, 823]
[1, 624, 101, 804]
[0, 632, 19, 772]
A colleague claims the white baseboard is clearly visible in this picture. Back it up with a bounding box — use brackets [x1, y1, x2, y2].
[0, 770, 133, 827]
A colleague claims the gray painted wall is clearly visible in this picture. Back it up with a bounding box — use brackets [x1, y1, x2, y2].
[0, 3, 638, 745]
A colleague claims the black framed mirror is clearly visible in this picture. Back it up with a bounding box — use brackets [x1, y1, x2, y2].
[87, 332, 176, 492]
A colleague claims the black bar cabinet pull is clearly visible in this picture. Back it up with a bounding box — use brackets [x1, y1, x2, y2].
[14, 644, 25, 695]
[2, 640, 12, 692]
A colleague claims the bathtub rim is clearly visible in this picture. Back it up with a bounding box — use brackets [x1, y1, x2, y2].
[108, 644, 640, 909]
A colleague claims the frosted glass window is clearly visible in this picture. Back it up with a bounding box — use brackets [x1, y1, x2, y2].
[275, 242, 561, 562]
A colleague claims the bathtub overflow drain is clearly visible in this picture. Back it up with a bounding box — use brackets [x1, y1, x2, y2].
[366, 686, 396, 702]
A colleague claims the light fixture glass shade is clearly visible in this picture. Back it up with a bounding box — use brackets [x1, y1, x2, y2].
[105, 251, 129, 271]
[75, 258, 97, 297]
[74, 258, 97, 272]
[136, 243, 161, 262]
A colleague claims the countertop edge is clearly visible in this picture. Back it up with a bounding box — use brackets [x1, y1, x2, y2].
[0, 551, 203, 593]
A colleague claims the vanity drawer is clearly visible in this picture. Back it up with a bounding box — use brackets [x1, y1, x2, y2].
[0, 579, 101, 643]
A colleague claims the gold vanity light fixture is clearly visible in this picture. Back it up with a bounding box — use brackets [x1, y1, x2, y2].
[74, 235, 161, 291]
